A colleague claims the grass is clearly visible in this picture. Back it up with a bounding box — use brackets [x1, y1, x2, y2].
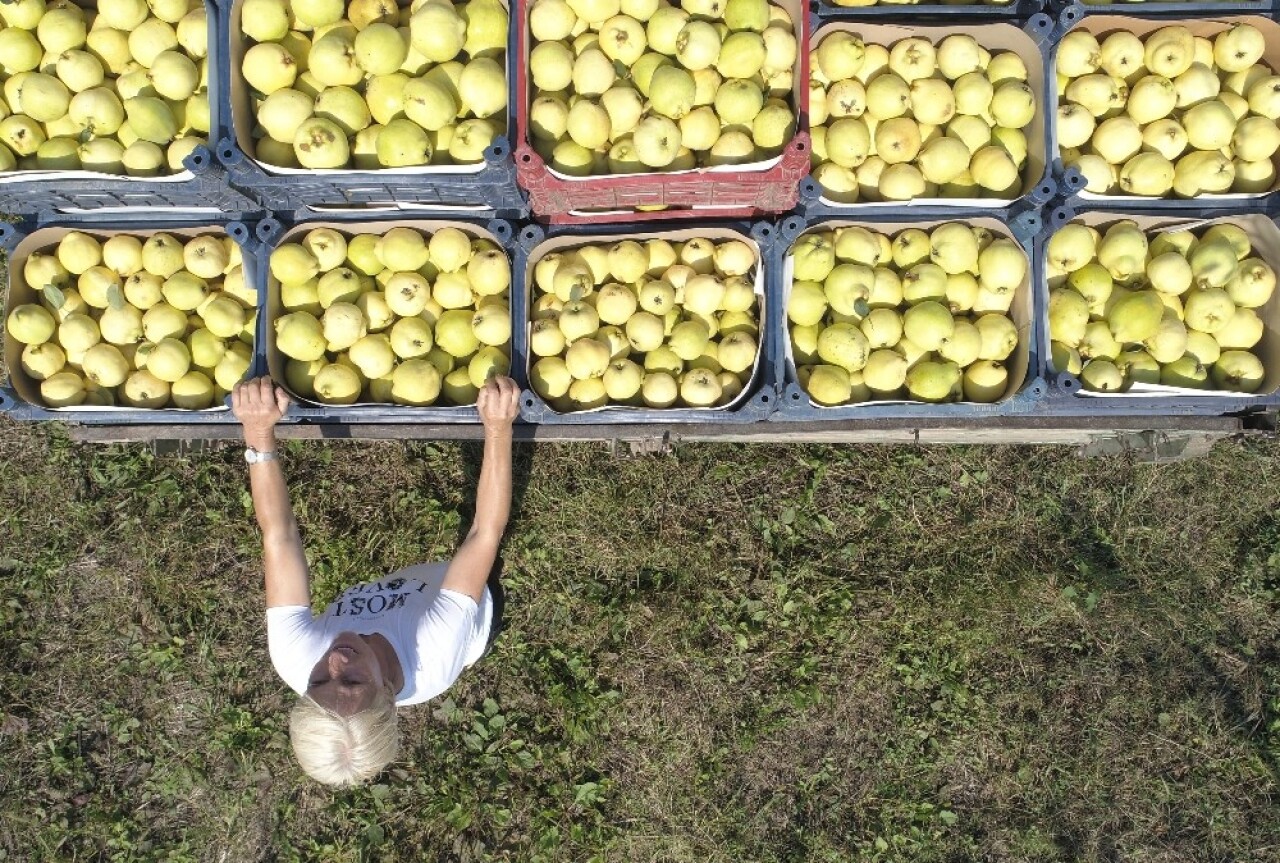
[0, 419, 1278, 862]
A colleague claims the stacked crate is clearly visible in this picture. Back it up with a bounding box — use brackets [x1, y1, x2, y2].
[774, 2, 1057, 419]
[1038, 6, 1280, 415]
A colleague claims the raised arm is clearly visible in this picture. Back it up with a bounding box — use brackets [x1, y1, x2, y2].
[232, 377, 310, 609]
[442, 376, 520, 603]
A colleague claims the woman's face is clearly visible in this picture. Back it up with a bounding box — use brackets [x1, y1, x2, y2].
[306, 632, 387, 716]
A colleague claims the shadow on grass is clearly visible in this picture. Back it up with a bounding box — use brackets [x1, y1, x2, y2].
[1189, 639, 1280, 780]
[1055, 509, 1128, 593]
[1235, 511, 1280, 608]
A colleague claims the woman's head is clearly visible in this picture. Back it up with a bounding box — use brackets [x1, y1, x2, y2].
[289, 632, 401, 786]
[290, 686, 399, 786]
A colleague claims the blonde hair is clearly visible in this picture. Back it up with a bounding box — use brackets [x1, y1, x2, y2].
[289, 688, 399, 786]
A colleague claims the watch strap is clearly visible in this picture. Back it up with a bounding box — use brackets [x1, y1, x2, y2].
[245, 447, 278, 464]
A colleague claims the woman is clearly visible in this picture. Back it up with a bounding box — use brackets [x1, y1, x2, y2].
[232, 375, 521, 786]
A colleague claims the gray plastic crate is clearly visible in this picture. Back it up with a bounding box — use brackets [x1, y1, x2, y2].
[0, 0, 257, 218]
[1050, 13, 1280, 213]
[817, 0, 1047, 19]
[1035, 205, 1280, 416]
[1054, 0, 1280, 31]
[252, 212, 516, 423]
[799, 14, 1059, 220]
[214, 0, 526, 217]
[770, 212, 1052, 421]
[513, 221, 781, 424]
[1, 213, 272, 423]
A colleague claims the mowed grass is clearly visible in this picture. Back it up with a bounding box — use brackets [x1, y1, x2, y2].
[0, 419, 1278, 863]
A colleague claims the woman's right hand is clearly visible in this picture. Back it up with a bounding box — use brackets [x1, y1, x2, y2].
[477, 375, 520, 435]
[233, 377, 290, 450]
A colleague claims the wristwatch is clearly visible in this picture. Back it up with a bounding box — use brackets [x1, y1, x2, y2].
[244, 446, 278, 465]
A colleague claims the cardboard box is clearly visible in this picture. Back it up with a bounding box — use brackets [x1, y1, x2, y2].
[516, 0, 807, 183]
[264, 218, 510, 407]
[227, 0, 508, 177]
[0, 0, 215, 185]
[5, 224, 253, 412]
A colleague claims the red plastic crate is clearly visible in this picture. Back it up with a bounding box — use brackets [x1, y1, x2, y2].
[514, 0, 811, 222]
[530, 199, 791, 226]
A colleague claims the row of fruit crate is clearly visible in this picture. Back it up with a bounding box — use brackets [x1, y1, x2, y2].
[1, 0, 1277, 222]
[4, 205, 1277, 424]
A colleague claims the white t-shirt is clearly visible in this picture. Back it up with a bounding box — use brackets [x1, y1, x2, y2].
[266, 563, 493, 706]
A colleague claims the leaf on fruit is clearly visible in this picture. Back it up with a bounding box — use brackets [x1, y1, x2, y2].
[41, 284, 66, 310]
[107, 284, 126, 310]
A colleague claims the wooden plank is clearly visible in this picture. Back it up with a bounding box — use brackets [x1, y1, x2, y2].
[64, 415, 1247, 447]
